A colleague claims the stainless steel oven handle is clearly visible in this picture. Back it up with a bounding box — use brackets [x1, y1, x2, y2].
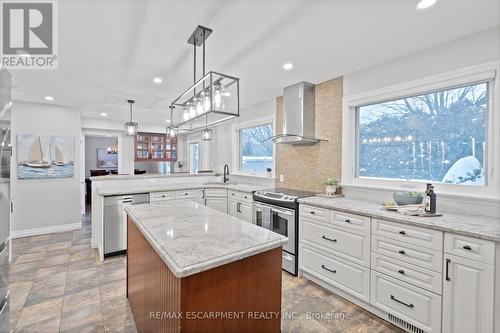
[270, 208, 294, 216]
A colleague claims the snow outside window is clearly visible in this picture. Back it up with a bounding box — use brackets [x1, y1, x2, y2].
[239, 123, 273, 174]
[356, 82, 488, 186]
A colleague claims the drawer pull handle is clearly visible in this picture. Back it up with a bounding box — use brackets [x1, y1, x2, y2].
[398, 250, 406, 255]
[445, 258, 451, 281]
[310, 211, 315, 215]
[398, 269, 405, 275]
[185, 193, 189, 195]
[399, 231, 406, 235]
[321, 264, 336, 274]
[344, 219, 351, 223]
[463, 245, 472, 251]
[390, 295, 414, 308]
[162, 195, 166, 197]
[322, 235, 337, 243]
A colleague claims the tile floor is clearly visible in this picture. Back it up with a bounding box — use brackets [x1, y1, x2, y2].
[10, 212, 403, 333]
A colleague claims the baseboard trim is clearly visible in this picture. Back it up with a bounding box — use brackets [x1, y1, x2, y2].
[11, 222, 82, 239]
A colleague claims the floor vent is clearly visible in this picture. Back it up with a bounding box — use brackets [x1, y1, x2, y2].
[387, 313, 425, 333]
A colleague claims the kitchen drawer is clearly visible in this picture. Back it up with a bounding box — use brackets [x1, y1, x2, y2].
[150, 191, 174, 202]
[373, 219, 443, 251]
[301, 218, 370, 267]
[228, 190, 252, 203]
[204, 188, 227, 197]
[174, 190, 195, 199]
[300, 204, 329, 222]
[371, 271, 442, 333]
[372, 235, 442, 272]
[371, 252, 442, 294]
[444, 233, 495, 264]
[330, 210, 371, 234]
[301, 245, 370, 302]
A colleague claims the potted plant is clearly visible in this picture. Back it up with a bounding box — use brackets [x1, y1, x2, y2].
[266, 167, 272, 177]
[322, 178, 339, 196]
[176, 161, 184, 170]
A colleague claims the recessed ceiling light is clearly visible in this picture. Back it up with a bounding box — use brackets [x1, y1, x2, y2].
[283, 63, 294, 71]
[100, 112, 107, 117]
[417, 0, 437, 10]
[166, 119, 171, 124]
[44, 96, 54, 101]
[153, 77, 163, 84]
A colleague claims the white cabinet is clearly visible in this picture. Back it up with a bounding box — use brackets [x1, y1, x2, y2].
[442, 254, 494, 333]
[228, 198, 253, 223]
[205, 197, 228, 214]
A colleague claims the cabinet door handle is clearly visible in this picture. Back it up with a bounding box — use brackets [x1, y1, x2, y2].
[399, 231, 406, 235]
[202, 189, 205, 199]
[322, 235, 337, 243]
[310, 211, 315, 215]
[237, 202, 241, 213]
[344, 219, 351, 223]
[321, 264, 336, 274]
[463, 245, 472, 251]
[390, 295, 414, 308]
[398, 250, 406, 255]
[398, 269, 405, 275]
[445, 258, 451, 281]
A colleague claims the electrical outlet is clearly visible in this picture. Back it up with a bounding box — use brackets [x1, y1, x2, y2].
[279, 175, 284, 183]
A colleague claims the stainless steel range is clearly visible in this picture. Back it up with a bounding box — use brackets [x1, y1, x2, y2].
[252, 188, 316, 275]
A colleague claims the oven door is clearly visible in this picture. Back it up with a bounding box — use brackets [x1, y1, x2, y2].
[269, 206, 295, 255]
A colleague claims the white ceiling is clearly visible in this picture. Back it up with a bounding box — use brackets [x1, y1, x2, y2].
[10, 0, 500, 125]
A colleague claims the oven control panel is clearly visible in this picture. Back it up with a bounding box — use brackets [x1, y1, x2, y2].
[253, 190, 298, 203]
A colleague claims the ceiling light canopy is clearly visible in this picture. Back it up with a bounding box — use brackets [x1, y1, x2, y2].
[124, 99, 138, 136]
[168, 25, 240, 135]
[153, 77, 163, 84]
[44, 96, 54, 101]
[417, 0, 437, 10]
[283, 63, 294, 70]
[100, 112, 107, 117]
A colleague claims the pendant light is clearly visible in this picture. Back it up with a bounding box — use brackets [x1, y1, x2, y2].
[170, 25, 239, 132]
[166, 105, 178, 140]
[201, 115, 212, 141]
[107, 141, 118, 154]
[124, 99, 138, 136]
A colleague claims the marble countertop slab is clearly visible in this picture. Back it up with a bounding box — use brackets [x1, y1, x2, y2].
[90, 172, 214, 181]
[298, 196, 500, 242]
[125, 200, 288, 278]
[97, 182, 260, 196]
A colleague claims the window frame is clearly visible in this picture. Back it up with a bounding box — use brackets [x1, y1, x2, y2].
[342, 61, 500, 199]
[232, 115, 275, 177]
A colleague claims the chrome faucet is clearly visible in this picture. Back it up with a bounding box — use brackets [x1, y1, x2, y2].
[223, 164, 230, 183]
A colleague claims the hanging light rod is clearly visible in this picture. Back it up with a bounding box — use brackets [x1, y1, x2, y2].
[169, 25, 240, 133]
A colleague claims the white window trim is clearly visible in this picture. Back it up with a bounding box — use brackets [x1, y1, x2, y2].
[342, 61, 500, 199]
[231, 115, 275, 177]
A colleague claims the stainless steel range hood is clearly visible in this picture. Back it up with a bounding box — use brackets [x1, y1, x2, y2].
[274, 81, 325, 145]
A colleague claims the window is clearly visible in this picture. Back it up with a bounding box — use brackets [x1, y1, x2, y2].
[190, 142, 199, 174]
[356, 82, 488, 186]
[238, 123, 273, 174]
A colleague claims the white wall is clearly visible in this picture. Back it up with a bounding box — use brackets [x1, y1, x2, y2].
[11, 102, 82, 237]
[84, 136, 117, 177]
[343, 26, 500, 96]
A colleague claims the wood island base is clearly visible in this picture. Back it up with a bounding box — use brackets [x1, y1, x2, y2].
[127, 218, 283, 333]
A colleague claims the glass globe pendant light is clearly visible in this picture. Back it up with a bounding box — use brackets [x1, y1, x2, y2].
[213, 83, 225, 111]
[166, 106, 178, 140]
[201, 115, 212, 141]
[124, 99, 138, 136]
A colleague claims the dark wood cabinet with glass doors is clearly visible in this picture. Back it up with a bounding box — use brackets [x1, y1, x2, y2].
[134, 132, 177, 162]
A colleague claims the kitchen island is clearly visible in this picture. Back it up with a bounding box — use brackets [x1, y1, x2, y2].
[125, 200, 288, 333]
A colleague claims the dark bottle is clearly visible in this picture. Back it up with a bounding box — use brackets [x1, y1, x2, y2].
[425, 185, 437, 214]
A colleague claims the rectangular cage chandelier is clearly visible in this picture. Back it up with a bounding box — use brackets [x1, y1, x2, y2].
[169, 26, 240, 134]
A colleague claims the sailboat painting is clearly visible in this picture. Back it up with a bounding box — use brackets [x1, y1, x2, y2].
[17, 135, 74, 179]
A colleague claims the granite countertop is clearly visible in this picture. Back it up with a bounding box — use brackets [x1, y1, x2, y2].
[90, 172, 214, 181]
[298, 196, 500, 242]
[97, 182, 259, 196]
[125, 200, 288, 278]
